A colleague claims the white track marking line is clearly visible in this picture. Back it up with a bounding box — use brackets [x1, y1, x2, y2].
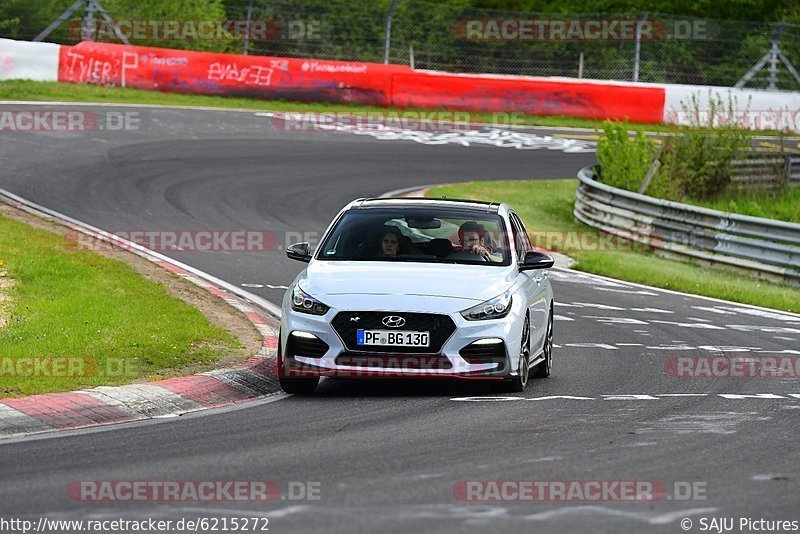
[651, 320, 726, 330]
[583, 316, 649, 325]
[565, 343, 619, 350]
[552, 267, 800, 320]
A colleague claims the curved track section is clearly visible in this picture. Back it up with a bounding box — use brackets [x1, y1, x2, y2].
[0, 105, 596, 303]
[0, 104, 798, 533]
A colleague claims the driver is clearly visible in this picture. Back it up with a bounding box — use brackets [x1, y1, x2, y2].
[456, 221, 503, 262]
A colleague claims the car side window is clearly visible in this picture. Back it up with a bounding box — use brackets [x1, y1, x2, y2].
[509, 213, 529, 262]
[513, 213, 533, 252]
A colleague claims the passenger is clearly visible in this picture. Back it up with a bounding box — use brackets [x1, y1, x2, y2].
[379, 227, 404, 258]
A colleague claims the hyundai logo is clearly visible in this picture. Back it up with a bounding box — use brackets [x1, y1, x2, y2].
[382, 315, 406, 328]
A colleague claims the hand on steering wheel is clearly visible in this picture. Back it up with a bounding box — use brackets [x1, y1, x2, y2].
[471, 244, 491, 259]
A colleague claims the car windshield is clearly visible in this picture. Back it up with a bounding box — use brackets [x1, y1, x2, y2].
[316, 206, 511, 266]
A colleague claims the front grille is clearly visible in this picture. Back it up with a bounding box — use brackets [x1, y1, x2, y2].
[460, 341, 507, 365]
[286, 333, 329, 358]
[331, 311, 457, 353]
[335, 353, 452, 370]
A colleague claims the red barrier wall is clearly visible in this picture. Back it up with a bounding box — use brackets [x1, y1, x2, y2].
[390, 72, 665, 123]
[57, 41, 666, 122]
[58, 41, 409, 106]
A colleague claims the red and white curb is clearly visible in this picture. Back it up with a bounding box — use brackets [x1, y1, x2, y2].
[0, 190, 284, 440]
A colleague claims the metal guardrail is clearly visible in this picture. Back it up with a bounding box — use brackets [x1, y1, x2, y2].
[790, 155, 800, 184]
[574, 166, 800, 283]
[730, 153, 800, 185]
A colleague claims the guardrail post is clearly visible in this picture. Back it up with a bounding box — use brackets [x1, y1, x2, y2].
[637, 159, 661, 194]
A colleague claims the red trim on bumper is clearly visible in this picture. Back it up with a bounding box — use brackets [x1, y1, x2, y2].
[280, 357, 505, 380]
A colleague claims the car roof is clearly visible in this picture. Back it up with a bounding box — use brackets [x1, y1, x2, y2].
[350, 197, 503, 214]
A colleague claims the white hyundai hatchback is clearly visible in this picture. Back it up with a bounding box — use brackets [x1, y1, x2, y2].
[279, 197, 555, 394]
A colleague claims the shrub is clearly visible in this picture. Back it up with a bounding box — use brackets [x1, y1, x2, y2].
[596, 121, 656, 191]
[597, 93, 753, 201]
[655, 93, 752, 199]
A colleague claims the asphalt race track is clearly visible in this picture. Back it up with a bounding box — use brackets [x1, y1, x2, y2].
[1, 104, 799, 534]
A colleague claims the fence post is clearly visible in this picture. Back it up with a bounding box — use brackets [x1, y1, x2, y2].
[242, 0, 254, 55]
[83, 0, 96, 41]
[34, 0, 128, 44]
[637, 159, 662, 194]
[34, 0, 84, 42]
[735, 22, 797, 90]
[633, 11, 649, 82]
[384, 0, 400, 64]
[767, 24, 783, 90]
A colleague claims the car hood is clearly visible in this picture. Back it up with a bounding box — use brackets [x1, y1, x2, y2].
[298, 260, 516, 303]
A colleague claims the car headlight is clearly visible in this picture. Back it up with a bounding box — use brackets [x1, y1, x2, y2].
[291, 285, 330, 315]
[460, 291, 513, 321]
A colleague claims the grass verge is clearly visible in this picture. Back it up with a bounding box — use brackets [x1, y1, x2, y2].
[426, 179, 800, 313]
[683, 186, 800, 223]
[0, 79, 753, 134]
[0, 211, 241, 397]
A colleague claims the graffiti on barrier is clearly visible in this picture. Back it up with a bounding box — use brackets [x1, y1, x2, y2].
[0, 53, 13, 76]
[207, 62, 275, 87]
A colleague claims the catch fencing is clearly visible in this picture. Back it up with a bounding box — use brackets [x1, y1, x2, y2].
[3, 0, 799, 89]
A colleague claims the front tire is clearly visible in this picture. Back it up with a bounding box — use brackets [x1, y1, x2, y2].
[502, 316, 530, 393]
[279, 376, 319, 395]
[531, 307, 553, 379]
[278, 331, 319, 395]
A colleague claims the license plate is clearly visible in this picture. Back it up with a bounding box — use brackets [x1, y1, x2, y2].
[357, 329, 430, 347]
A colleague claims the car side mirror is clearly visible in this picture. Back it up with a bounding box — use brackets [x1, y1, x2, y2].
[520, 251, 554, 271]
[286, 242, 312, 263]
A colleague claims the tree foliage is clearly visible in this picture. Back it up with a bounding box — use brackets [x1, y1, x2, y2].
[2, 0, 797, 89]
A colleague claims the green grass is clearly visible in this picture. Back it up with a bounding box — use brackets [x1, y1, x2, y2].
[0, 79, 736, 133]
[683, 186, 800, 223]
[427, 179, 800, 313]
[0, 213, 240, 397]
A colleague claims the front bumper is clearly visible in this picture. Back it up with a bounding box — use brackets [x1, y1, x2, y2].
[280, 305, 522, 380]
